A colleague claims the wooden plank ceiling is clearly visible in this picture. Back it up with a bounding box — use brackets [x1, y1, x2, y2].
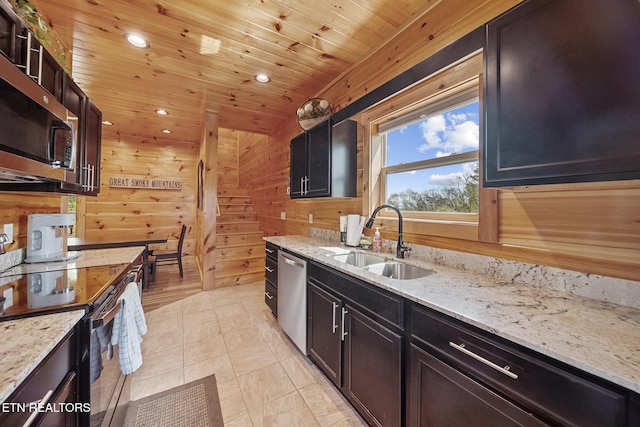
[32, 0, 433, 141]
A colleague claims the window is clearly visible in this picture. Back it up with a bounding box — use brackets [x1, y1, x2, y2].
[360, 53, 496, 242]
[379, 88, 479, 219]
[67, 195, 77, 236]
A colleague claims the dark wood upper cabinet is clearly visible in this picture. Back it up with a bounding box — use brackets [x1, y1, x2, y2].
[483, 0, 640, 187]
[83, 98, 102, 195]
[0, 1, 22, 65]
[290, 119, 357, 199]
[39, 47, 64, 102]
[62, 75, 102, 195]
[19, 28, 64, 102]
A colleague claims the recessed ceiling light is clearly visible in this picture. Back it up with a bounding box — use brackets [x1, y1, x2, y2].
[254, 73, 271, 83]
[102, 120, 113, 126]
[161, 129, 172, 134]
[124, 33, 150, 49]
[155, 109, 169, 116]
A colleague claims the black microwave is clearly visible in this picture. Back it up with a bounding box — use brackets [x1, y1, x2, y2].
[0, 51, 76, 183]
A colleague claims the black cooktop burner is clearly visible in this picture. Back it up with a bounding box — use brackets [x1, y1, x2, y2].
[0, 263, 130, 321]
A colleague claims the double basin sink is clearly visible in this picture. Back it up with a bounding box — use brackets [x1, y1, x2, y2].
[330, 251, 434, 280]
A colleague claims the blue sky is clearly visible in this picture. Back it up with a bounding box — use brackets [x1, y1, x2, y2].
[385, 102, 479, 196]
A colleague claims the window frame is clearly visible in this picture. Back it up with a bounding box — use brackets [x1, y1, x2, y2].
[357, 52, 497, 242]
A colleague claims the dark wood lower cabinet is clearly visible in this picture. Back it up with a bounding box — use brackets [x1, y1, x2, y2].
[0, 327, 79, 427]
[409, 303, 633, 427]
[264, 243, 278, 316]
[304, 260, 639, 427]
[408, 344, 548, 427]
[343, 304, 402, 427]
[307, 262, 403, 427]
[308, 283, 342, 387]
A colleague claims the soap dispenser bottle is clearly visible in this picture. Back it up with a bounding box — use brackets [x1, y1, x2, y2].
[373, 227, 382, 252]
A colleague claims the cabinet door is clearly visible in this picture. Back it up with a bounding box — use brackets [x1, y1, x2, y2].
[40, 48, 64, 102]
[484, 0, 640, 187]
[0, 2, 21, 64]
[408, 344, 549, 427]
[84, 98, 102, 194]
[307, 283, 342, 387]
[330, 119, 358, 198]
[63, 75, 86, 187]
[289, 133, 306, 198]
[306, 120, 331, 197]
[343, 304, 402, 427]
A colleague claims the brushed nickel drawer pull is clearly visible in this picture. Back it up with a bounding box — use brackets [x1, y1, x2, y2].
[341, 307, 348, 341]
[332, 301, 339, 334]
[265, 248, 274, 254]
[265, 266, 274, 273]
[265, 292, 273, 300]
[23, 389, 54, 427]
[449, 341, 518, 380]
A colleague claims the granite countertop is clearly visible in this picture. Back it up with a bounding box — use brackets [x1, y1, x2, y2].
[0, 310, 84, 402]
[266, 235, 640, 394]
[0, 247, 144, 403]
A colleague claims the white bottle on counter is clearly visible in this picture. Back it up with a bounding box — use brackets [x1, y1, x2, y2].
[373, 227, 382, 252]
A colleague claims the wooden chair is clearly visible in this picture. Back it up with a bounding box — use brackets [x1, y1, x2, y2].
[150, 225, 187, 281]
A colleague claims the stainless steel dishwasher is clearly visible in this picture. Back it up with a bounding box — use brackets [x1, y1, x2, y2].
[277, 250, 308, 355]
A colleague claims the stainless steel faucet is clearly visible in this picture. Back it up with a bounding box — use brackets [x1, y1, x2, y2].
[0, 233, 8, 255]
[364, 204, 411, 259]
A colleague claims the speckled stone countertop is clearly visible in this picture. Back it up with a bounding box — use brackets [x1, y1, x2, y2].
[266, 235, 640, 394]
[0, 310, 84, 402]
[0, 247, 144, 403]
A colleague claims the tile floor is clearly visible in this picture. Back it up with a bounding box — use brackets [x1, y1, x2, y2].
[131, 281, 367, 426]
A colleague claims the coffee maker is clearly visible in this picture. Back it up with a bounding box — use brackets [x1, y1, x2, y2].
[25, 214, 81, 263]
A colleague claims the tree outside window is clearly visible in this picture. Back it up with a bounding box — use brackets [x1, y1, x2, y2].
[380, 96, 480, 216]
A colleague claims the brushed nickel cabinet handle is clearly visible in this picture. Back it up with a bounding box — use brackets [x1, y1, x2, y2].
[22, 388, 54, 427]
[341, 307, 348, 341]
[449, 341, 518, 379]
[36, 45, 43, 85]
[332, 301, 339, 334]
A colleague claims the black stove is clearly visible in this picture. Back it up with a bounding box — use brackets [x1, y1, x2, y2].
[0, 263, 131, 321]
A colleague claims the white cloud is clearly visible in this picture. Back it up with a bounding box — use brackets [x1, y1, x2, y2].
[417, 115, 446, 152]
[429, 172, 466, 186]
[448, 113, 468, 124]
[418, 114, 479, 155]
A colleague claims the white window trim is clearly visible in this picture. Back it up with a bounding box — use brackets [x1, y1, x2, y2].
[377, 86, 479, 220]
[357, 52, 497, 242]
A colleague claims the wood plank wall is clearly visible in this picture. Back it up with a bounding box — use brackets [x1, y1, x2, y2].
[0, 193, 62, 252]
[80, 127, 198, 255]
[219, 129, 239, 189]
[238, 0, 640, 283]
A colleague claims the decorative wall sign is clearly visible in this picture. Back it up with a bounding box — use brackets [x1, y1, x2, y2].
[109, 176, 182, 190]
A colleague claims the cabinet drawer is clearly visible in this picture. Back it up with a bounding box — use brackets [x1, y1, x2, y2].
[265, 256, 277, 285]
[409, 344, 548, 427]
[410, 304, 627, 427]
[265, 242, 278, 261]
[1, 330, 75, 426]
[310, 262, 403, 330]
[264, 281, 277, 316]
